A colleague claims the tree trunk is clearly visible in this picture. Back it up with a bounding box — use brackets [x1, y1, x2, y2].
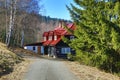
[5, 0, 8, 44]
[21, 30, 24, 47]
[6, 0, 17, 47]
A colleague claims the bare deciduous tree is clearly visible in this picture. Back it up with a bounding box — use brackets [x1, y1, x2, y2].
[6, 0, 17, 47]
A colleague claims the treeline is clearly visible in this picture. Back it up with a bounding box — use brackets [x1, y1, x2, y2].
[0, 0, 71, 47]
[0, 0, 42, 47]
[64, 0, 120, 74]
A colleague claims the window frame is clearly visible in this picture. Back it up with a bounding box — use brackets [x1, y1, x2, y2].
[33, 46, 35, 50]
[54, 35, 57, 40]
[49, 36, 52, 41]
[61, 47, 71, 54]
[44, 36, 47, 41]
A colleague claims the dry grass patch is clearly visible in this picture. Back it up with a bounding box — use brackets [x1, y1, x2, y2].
[0, 42, 22, 76]
[0, 59, 31, 80]
[0, 42, 38, 80]
[65, 61, 120, 80]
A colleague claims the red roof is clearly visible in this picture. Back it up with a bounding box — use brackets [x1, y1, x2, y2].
[49, 31, 54, 36]
[43, 32, 49, 36]
[50, 38, 61, 46]
[42, 23, 75, 46]
[54, 23, 75, 36]
[43, 23, 75, 36]
[43, 40, 52, 46]
[54, 27, 64, 30]
[54, 30, 65, 35]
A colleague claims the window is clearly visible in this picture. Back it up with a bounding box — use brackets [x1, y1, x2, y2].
[54, 35, 57, 40]
[61, 48, 71, 54]
[70, 36, 74, 40]
[33, 46, 35, 50]
[44, 37, 46, 41]
[49, 36, 52, 41]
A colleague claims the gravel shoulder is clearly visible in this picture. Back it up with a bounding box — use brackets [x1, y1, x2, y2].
[65, 61, 120, 80]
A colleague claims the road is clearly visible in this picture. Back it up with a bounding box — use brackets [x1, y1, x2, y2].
[24, 58, 79, 80]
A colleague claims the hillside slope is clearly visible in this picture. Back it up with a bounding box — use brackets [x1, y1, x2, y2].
[0, 42, 40, 80]
[0, 42, 22, 76]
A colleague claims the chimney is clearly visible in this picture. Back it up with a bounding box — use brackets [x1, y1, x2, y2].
[59, 21, 62, 28]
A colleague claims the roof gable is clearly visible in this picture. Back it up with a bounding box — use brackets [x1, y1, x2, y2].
[43, 32, 49, 36]
[54, 23, 75, 36]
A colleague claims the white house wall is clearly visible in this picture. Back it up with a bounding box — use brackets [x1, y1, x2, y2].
[24, 46, 38, 53]
[41, 46, 44, 55]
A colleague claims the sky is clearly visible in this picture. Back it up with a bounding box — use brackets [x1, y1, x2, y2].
[41, 0, 75, 20]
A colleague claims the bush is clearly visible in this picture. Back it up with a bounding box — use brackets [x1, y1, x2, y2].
[67, 53, 75, 61]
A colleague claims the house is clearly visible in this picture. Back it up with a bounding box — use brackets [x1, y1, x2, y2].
[24, 22, 76, 58]
[24, 42, 44, 55]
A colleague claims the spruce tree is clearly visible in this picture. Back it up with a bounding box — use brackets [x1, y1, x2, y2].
[65, 0, 120, 73]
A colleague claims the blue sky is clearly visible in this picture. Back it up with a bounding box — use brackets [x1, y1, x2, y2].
[41, 0, 75, 20]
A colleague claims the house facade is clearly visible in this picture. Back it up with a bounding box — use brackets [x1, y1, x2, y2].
[24, 22, 76, 58]
[24, 42, 44, 54]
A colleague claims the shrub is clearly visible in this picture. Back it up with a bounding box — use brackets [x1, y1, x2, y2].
[67, 53, 75, 61]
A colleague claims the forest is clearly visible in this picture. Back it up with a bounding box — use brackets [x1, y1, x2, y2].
[0, 0, 70, 47]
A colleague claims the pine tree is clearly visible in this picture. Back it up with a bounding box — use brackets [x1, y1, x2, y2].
[66, 0, 120, 73]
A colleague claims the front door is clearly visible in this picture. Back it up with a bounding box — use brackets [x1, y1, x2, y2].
[37, 46, 41, 54]
[44, 46, 48, 55]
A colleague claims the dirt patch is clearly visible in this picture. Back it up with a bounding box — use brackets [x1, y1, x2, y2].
[65, 61, 120, 80]
[0, 58, 32, 80]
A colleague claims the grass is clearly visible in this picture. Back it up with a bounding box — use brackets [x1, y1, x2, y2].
[0, 42, 22, 76]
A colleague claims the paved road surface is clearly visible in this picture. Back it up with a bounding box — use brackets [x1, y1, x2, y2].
[24, 59, 79, 80]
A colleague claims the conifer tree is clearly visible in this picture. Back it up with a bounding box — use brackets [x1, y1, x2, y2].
[66, 0, 120, 72]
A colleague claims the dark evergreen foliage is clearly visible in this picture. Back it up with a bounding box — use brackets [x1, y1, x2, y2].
[65, 0, 120, 73]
